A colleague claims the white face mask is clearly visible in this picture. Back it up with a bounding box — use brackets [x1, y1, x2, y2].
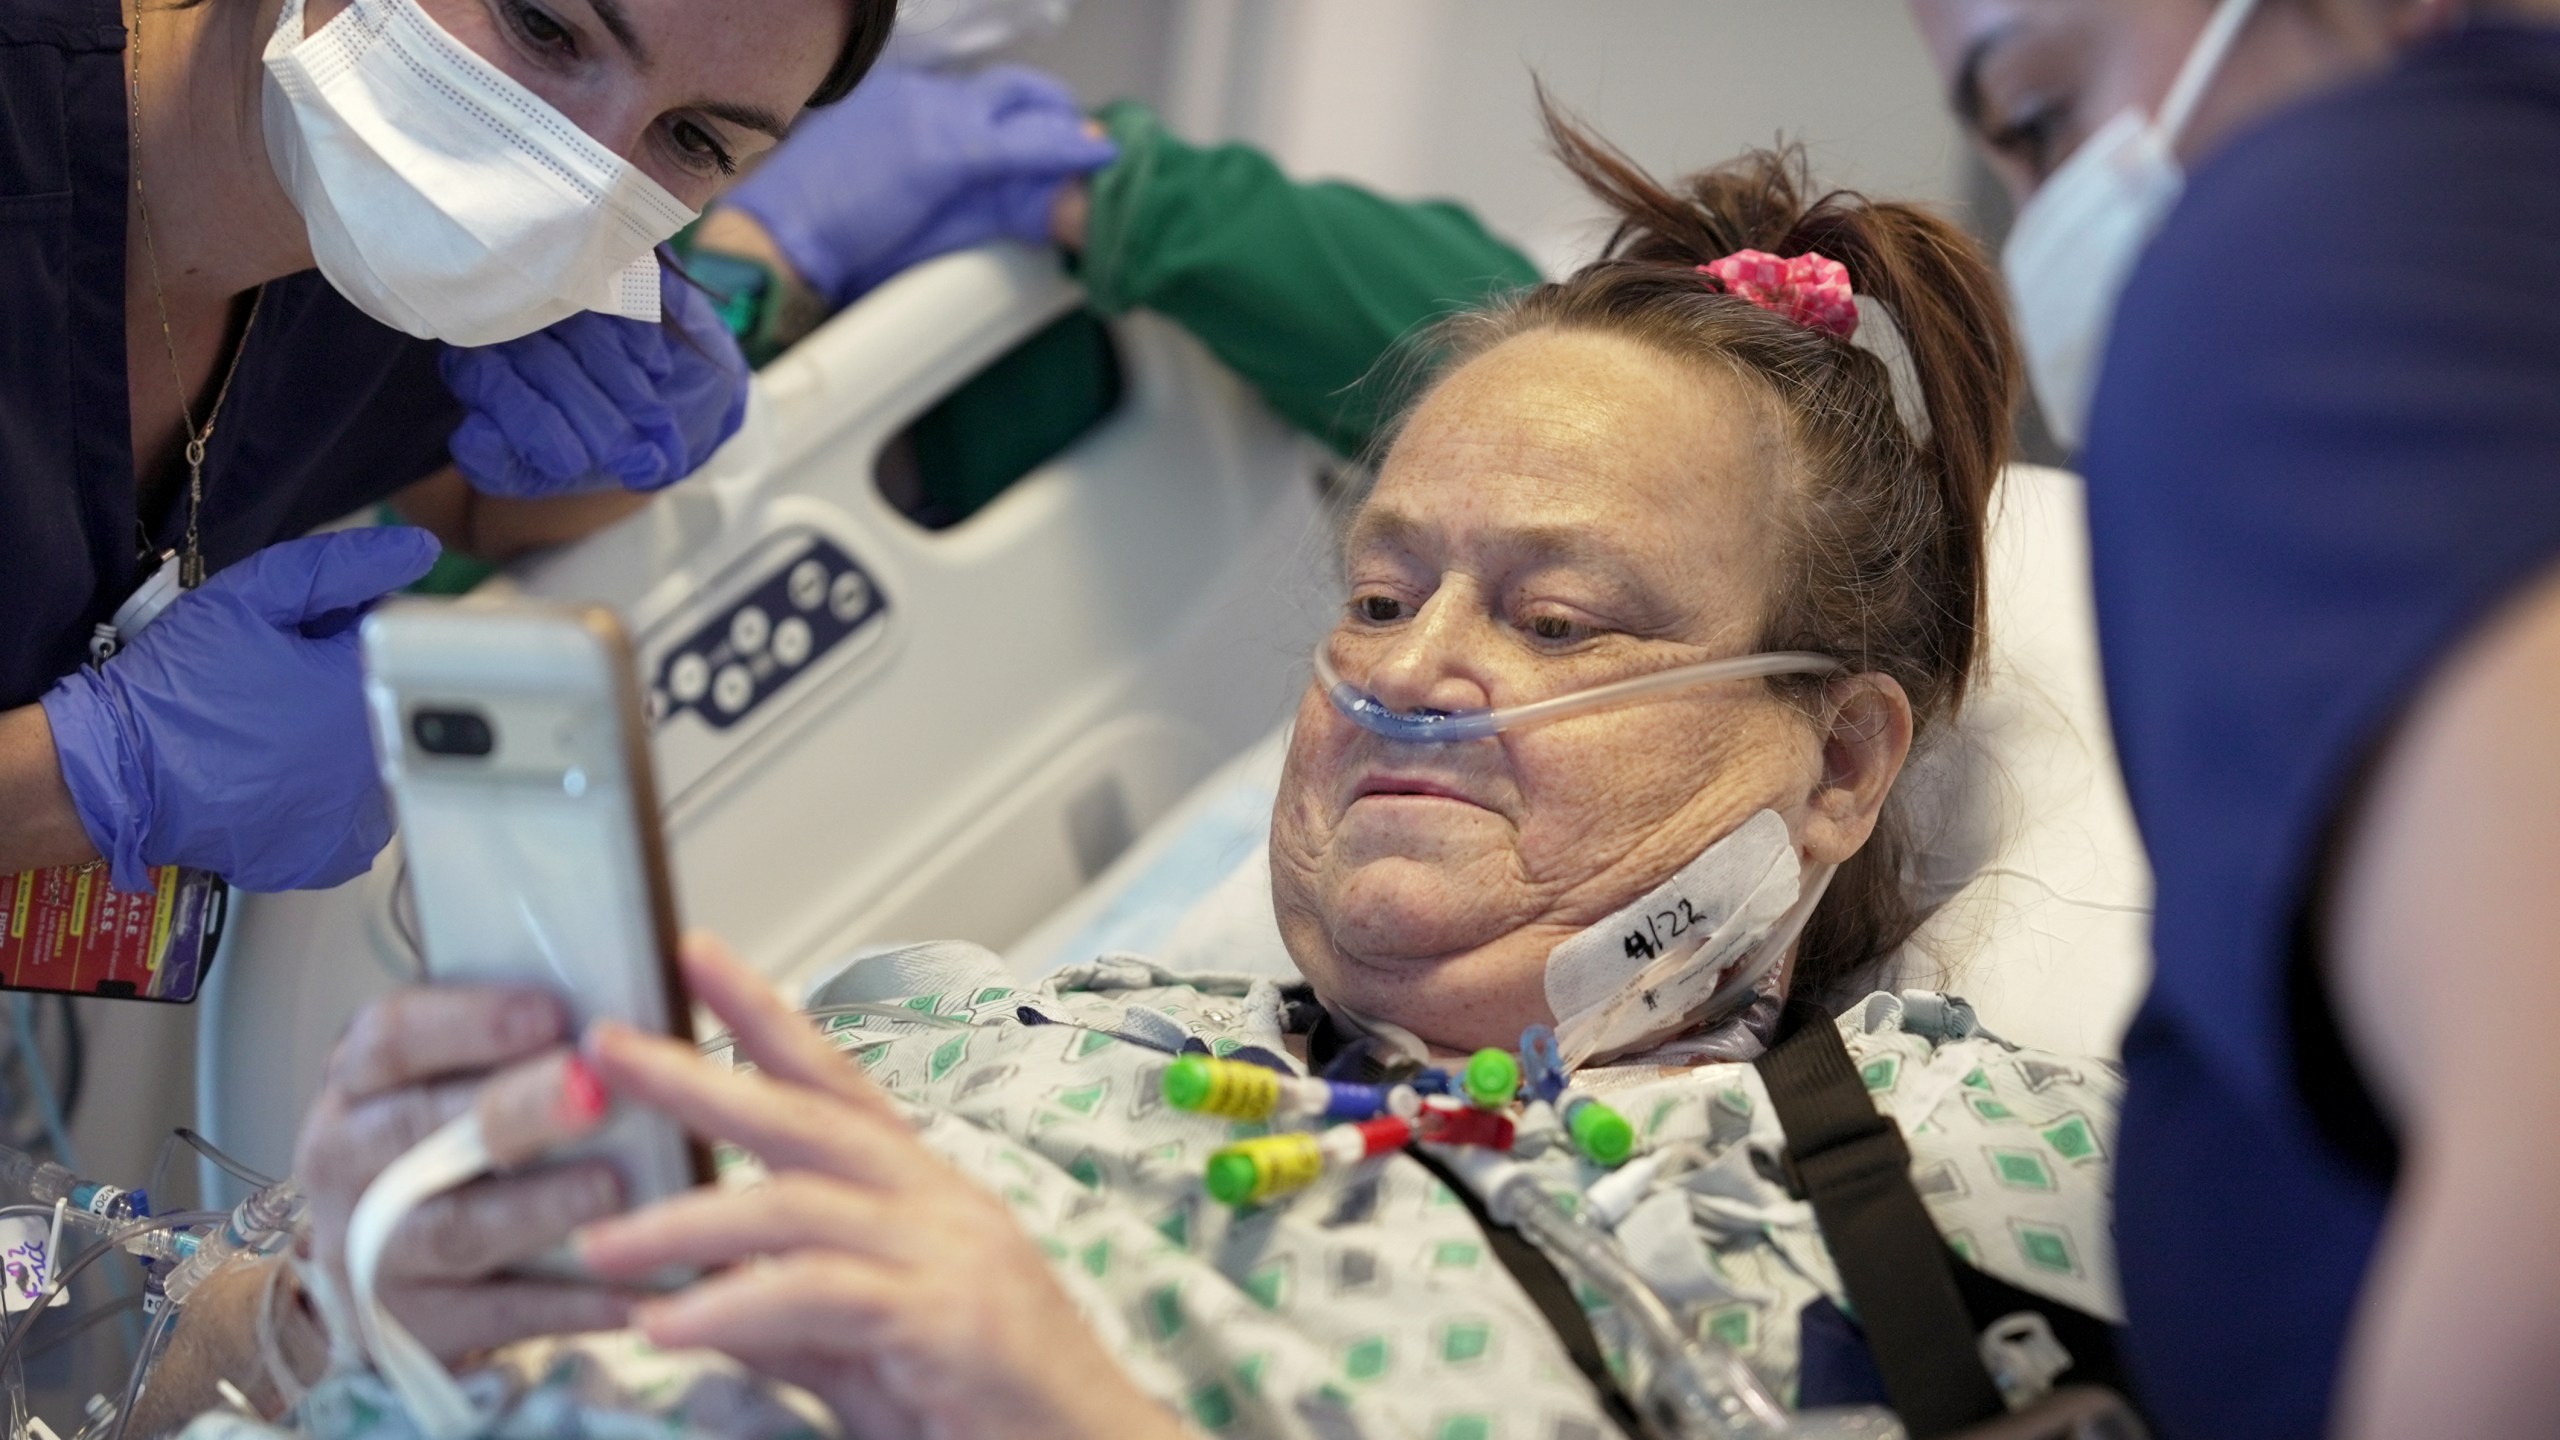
[260, 0, 699, 347]
[2001, 0, 2260, 449]
[1544, 809, 1835, 1069]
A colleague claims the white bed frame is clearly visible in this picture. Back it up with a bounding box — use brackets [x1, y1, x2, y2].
[195, 245, 1338, 1183]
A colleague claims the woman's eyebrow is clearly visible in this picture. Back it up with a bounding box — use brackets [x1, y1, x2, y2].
[1951, 21, 2021, 134]
[564, 0, 790, 143]
[576, 0, 652, 66]
[1342, 505, 1424, 558]
[1345, 507, 1647, 578]
[694, 100, 792, 143]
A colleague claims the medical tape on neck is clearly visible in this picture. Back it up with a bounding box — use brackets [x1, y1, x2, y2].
[1571, 862, 1834, 1072]
[1545, 809, 1806, 1070]
[345, 1111, 498, 1440]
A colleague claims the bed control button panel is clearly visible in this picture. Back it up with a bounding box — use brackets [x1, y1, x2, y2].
[648, 534, 887, 732]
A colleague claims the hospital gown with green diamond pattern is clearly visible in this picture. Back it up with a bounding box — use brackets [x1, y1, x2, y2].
[190, 952, 2120, 1440]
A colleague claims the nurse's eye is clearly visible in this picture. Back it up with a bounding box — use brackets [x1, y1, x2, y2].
[666, 118, 738, 178]
[503, 0, 577, 57]
[1348, 593, 1409, 626]
[1986, 97, 2068, 179]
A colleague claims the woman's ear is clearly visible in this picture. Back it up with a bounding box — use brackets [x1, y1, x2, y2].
[1799, 672, 1913, 865]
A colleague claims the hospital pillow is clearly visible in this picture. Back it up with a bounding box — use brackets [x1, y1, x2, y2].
[1000, 466, 2152, 1058]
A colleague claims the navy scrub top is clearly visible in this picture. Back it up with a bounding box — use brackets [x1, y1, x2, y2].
[0, 0, 461, 711]
[2085, 23, 2560, 1439]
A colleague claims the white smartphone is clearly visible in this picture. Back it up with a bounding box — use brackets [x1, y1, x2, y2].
[361, 601, 711, 1221]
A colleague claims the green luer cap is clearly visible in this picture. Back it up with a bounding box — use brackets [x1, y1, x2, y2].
[1164, 1055, 1214, 1112]
[1568, 1099, 1636, 1166]
[1205, 1149, 1262, 1207]
[1462, 1048, 1521, 1108]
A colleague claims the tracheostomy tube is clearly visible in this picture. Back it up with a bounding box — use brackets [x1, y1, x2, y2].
[1312, 645, 1844, 744]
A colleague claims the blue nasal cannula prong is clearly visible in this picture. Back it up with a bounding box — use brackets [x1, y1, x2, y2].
[1313, 645, 1843, 744]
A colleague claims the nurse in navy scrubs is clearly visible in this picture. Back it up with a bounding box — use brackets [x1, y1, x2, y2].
[0, 0, 890, 895]
[1910, 2, 2560, 1435]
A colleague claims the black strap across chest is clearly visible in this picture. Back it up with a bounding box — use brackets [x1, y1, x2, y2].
[1755, 1003, 2008, 1437]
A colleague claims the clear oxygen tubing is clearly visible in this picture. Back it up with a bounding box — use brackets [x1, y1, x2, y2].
[1312, 645, 1843, 745]
[103, 1300, 181, 1440]
[1434, 1146, 1903, 1440]
[0, 1136, 154, 1365]
[171, 1130, 278, 1193]
[21, 1291, 143, 1369]
[0, 1208, 223, 1440]
[0, 1212, 225, 1381]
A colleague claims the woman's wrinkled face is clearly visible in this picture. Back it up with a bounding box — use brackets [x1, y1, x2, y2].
[1269, 329, 1834, 1053]
[297, 0, 852, 208]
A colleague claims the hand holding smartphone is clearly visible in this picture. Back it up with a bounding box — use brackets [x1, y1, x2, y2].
[361, 603, 711, 1219]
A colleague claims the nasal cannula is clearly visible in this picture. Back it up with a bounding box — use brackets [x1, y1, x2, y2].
[1313, 644, 1842, 744]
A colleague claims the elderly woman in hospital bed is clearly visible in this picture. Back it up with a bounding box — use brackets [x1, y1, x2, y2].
[153, 133, 2125, 1440]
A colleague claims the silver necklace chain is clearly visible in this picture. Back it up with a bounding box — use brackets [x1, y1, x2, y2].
[126, 0, 262, 589]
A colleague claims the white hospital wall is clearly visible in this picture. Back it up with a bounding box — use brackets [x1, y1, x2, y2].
[1012, 0, 1979, 274]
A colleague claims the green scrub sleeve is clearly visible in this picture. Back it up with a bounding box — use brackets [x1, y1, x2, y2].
[1077, 102, 1543, 458]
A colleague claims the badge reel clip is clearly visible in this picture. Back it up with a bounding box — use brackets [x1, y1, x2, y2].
[89, 552, 189, 666]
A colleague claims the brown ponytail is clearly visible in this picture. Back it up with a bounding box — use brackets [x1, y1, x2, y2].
[1416, 100, 2023, 997]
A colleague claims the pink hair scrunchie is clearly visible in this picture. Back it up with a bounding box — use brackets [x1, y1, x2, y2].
[1697, 249, 1860, 339]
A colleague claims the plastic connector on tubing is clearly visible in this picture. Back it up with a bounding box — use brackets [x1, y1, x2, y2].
[158, 1181, 305, 1308]
[1460, 1049, 1520, 1109]
[1203, 1118, 1417, 1208]
[1418, 1103, 1515, 1151]
[1318, 1080, 1419, 1123]
[0, 1145, 140, 1222]
[1166, 1057, 1415, 1125]
[1563, 1094, 1637, 1167]
[1518, 1025, 1568, 1105]
[1204, 1134, 1322, 1207]
[1164, 1055, 1284, 1121]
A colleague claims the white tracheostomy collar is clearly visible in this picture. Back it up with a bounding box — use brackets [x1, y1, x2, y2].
[1544, 809, 1833, 1070]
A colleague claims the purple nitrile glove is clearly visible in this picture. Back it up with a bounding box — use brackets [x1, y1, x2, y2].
[39, 528, 442, 894]
[441, 267, 749, 499]
[721, 63, 1119, 308]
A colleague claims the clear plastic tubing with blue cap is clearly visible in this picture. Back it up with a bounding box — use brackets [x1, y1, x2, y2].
[1313, 646, 1842, 744]
[0, 1143, 143, 1221]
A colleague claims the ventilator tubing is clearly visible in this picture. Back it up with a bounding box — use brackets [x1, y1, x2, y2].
[1313, 646, 1841, 744]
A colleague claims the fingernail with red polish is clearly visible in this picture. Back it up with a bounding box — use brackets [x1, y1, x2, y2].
[558, 1055, 610, 1128]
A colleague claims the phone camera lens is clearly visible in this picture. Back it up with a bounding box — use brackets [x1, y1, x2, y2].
[412, 709, 495, 757]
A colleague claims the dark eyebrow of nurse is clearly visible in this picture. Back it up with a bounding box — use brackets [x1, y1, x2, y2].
[579, 0, 652, 65]
[1949, 23, 2018, 134]
[574, 0, 792, 142]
